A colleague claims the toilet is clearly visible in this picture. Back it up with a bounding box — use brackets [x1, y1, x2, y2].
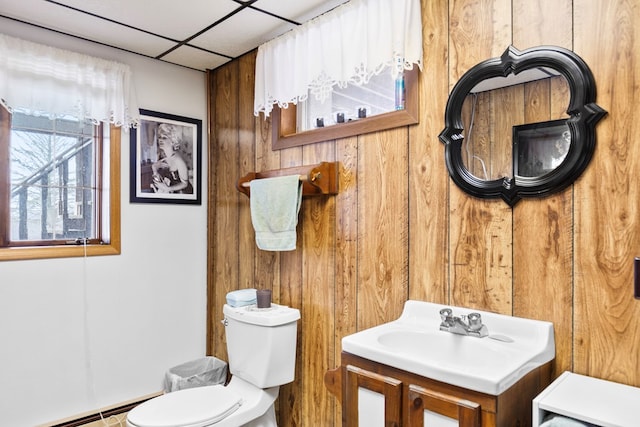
[127, 303, 300, 427]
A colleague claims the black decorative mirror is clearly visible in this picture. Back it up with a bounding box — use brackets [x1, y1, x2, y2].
[439, 45, 607, 206]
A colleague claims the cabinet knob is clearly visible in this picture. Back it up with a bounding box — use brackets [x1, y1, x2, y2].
[412, 397, 423, 408]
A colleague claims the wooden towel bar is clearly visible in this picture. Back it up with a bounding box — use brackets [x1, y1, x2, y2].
[236, 161, 338, 197]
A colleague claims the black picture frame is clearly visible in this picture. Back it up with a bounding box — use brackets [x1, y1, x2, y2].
[513, 119, 570, 178]
[130, 109, 202, 205]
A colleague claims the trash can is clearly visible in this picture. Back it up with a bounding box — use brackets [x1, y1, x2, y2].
[164, 356, 228, 393]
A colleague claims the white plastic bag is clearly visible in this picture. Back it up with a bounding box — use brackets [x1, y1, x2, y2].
[164, 357, 228, 393]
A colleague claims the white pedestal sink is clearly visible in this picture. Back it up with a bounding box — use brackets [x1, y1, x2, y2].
[342, 300, 555, 395]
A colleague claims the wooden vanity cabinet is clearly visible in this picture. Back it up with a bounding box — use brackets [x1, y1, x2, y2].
[406, 384, 481, 427]
[325, 352, 553, 427]
[344, 365, 402, 427]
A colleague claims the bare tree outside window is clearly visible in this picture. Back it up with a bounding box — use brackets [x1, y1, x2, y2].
[8, 112, 98, 243]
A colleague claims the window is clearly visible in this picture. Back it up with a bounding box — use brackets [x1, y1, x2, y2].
[0, 107, 121, 261]
[272, 67, 419, 149]
[0, 33, 135, 260]
[297, 66, 407, 132]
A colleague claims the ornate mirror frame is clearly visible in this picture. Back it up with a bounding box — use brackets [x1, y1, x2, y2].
[439, 45, 607, 206]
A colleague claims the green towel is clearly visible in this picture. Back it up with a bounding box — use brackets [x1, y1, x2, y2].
[250, 175, 302, 251]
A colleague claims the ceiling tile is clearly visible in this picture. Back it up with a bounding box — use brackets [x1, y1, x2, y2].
[50, 0, 241, 41]
[0, 0, 176, 57]
[161, 45, 230, 71]
[252, 0, 349, 23]
[189, 7, 296, 57]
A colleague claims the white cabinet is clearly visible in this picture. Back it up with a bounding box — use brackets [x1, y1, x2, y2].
[533, 371, 640, 427]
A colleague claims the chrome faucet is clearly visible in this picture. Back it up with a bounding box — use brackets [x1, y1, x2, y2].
[439, 308, 488, 338]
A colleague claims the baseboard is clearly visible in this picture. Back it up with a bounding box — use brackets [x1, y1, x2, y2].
[37, 392, 163, 427]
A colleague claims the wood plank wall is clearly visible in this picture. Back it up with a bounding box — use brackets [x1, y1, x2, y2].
[207, 0, 640, 425]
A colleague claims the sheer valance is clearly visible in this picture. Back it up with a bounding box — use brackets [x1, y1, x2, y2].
[254, 0, 422, 117]
[0, 33, 139, 128]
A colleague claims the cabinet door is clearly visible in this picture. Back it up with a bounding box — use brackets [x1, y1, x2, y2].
[407, 384, 481, 427]
[345, 365, 402, 427]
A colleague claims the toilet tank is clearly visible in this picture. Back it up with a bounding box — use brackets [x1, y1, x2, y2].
[223, 304, 300, 388]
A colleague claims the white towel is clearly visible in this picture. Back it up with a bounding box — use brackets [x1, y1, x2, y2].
[250, 175, 303, 251]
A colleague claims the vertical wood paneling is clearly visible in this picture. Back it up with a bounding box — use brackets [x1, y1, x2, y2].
[408, 0, 449, 304]
[357, 128, 409, 329]
[333, 136, 358, 425]
[301, 142, 336, 425]
[238, 53, 257, 290]
[574, 0, 640, 385]
[448, 0, 512, 85]
[207, 1, 640, 425]
[335, 137, 358, 351]
[277, 145, 304, 311]
[450, 196, 513, 312]
[277, 146, 304, 426]
[513, 0, 572, 47]
[210, 62, 239, 361]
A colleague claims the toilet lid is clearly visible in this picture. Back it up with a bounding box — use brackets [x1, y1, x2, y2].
[128, 385, 242, 427]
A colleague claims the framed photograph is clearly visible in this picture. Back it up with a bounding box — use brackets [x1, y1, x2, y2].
[130, 109, 202, 204]
[513, 119, 570, 178]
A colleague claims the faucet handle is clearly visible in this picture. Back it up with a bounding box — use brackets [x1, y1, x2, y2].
[439, 308, 453, 321]
[467, 312, 483, 330]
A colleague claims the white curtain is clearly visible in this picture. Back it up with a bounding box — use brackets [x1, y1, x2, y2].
[254, 0, 423, 117]
[0, 33, 139, 128]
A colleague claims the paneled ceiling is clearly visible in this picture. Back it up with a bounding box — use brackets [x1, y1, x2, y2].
[0, 0, 349, 71]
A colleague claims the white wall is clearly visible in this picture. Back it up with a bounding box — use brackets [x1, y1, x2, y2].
[0, 18, 208, 426]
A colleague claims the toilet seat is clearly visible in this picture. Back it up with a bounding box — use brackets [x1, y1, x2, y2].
[127, 385, 242, 427]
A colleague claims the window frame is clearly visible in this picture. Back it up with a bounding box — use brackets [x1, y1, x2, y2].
[0, 107, 121, 261]
[271, 68, 419, 150]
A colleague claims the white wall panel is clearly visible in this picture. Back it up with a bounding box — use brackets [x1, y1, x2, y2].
[0, 17, 208, 427]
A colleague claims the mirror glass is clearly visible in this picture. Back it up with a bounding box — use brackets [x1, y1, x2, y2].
[460, 70, 571, 181]
[439, 45, 607, 206]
